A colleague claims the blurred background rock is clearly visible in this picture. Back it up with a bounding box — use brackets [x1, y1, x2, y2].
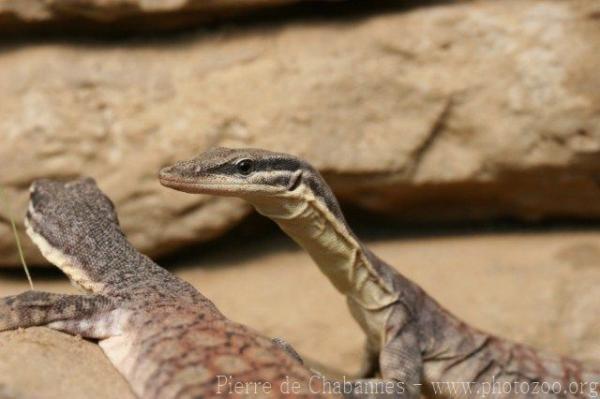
[0, 1, 599, 398]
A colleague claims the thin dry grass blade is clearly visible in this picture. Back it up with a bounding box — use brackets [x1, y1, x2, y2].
[0, 186, 34, 290]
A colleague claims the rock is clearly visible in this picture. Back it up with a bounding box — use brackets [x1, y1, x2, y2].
[0, 328, 135, 399]
[1, 0, 600, 266]
[0, 0, 303, 35]
[0, 231, 598, 395]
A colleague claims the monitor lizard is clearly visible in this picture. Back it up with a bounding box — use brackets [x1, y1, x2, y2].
[159, 147, 600, 399]
[0, 178, 346, 399]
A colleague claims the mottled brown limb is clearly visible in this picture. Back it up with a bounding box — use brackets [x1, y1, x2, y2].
[380, 325, 422, 398]
[0, 290, 116, 338]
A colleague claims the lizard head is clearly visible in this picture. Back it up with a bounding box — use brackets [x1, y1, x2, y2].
[159, 146, 345, 221]
[25, 178, 120, 291]
[26, 178, 120, 239]
[159, 147, 309, 199]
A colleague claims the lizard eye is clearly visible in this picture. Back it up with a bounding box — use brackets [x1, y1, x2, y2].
[236, 159, 254, 175]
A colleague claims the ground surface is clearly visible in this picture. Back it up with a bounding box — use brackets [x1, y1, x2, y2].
[0, 228, 599, 398]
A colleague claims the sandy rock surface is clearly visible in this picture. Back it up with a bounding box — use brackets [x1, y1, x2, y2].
[0, 328, 134, 399]
[0, 231, 598, 397]
[2, 0, 600, 266]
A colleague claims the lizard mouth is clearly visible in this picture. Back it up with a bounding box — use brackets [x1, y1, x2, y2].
[159, 174, 288, 198]
[158, 174, 237, 195]
[158, 175, 203, 193]
[158, 165, 291, 197]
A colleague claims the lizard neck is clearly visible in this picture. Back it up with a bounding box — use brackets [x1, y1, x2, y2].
[249, 186, 398, 311]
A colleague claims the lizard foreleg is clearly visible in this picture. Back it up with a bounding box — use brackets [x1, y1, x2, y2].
[0, 291, 118, 339]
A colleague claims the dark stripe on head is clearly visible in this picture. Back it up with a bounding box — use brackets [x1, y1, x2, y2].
[302, 167, 346, 223]
[234, 149, 347, 223]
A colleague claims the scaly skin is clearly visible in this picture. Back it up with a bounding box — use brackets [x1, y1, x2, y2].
[0, 178, 339, 399]
[160, 147, 600, 399]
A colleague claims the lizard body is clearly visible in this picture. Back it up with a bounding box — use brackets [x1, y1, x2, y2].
[0, 178, 335, 399]
[160, 147, 600, 398]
